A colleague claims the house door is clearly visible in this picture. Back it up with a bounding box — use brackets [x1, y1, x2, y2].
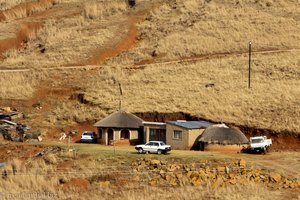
[149, 129, 166, 143]
[107, 128, 114, 145]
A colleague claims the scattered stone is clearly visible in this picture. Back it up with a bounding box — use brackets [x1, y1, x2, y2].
[150, 160, 161, 165]
[270, 172, 281, 183]
[239, 159, 246, 167]
[99, 181, 110, 187]
[229, 179, 236, 185]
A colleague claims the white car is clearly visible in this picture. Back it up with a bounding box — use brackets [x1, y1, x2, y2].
[250, 136, 272, 153]
[80, 131, 96, 143]
[135, 141, 171, 154]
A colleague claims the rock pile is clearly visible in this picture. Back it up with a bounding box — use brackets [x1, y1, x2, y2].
[131, 158, 300, 189]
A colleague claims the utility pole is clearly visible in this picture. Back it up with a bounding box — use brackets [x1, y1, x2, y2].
[248, 41, 252, 89]
[118, 82, 123, 111]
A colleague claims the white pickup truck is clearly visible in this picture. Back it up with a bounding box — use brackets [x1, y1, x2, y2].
[249, 136, 272, 153]
[135, 141, 171, 154]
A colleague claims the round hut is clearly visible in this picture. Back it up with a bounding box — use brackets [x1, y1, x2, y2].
[94, 110, 144, 145]
[199, 125, 248, 151]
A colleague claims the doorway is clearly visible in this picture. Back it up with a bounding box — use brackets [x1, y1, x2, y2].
[107, 128, 114, 145]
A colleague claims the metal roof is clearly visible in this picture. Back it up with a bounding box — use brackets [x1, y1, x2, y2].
[143, 121, 166, 126]
[167, 120, 214, 129]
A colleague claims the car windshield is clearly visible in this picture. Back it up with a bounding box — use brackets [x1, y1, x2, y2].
[251, 139, 263, 143]
[83, 132, 93, 136]
[160, 142, 165, 146]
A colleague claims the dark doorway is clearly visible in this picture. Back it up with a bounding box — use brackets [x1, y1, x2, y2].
[149, 128, 166, 143]
[120, 129, 130, 139]
[98, 128, 103, 139]
[199, 142, 205, 151]
[107, 128, 114, 145]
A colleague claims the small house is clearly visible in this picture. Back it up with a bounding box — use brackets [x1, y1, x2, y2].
[94, 110, 144, 145]
[198, 125, 249, 151]
[166, 120, 214, 150]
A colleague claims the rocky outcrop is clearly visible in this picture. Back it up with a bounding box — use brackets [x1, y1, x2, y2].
[131, 158, 300, 189]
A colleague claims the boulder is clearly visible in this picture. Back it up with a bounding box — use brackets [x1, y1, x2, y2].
[99, 181, 110, 187]
[217, 166, 225, 174]
[229, 179, 236, 185]
[149, 180, 157, 186]
[269, 172, 281, 183]
[238, 159, 246, 167]
[150, 160, 161, 165]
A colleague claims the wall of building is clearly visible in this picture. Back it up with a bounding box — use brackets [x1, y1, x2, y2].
[188, 129, 205, 150]
[98, 127, 106, 144]
[204, 144, 247, 152]
[144, 124, 166, 143]
[166, 124, 189, 150]
[97, 127, 141, 145]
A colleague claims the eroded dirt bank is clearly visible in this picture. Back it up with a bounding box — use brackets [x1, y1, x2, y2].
[134, 112, 300, 150]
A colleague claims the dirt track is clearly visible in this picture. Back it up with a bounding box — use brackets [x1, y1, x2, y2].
[1, 48, 299, 73]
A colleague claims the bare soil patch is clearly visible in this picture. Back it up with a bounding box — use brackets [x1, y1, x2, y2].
[0, 21, 41, 59]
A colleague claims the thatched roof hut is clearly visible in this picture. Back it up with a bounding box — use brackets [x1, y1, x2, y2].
[94, 110, 143, 128]
[199, 126, 248, 145]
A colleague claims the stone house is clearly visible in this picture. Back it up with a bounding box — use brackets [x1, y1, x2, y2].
[166, 120, 214, 150]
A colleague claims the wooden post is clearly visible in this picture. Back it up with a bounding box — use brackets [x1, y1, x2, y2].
[113, 140, 116, 155]
[68, 136, 71, 149]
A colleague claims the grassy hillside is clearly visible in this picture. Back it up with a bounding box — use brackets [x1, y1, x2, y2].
[0, 0, 299, 134]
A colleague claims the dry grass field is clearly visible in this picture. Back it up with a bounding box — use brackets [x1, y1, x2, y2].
[0, 143, 299, 199]
[0, 0, 299, 198]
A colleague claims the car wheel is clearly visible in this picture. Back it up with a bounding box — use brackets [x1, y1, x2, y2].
[138, 148, 144, 154]
[157, 150, 162, 155]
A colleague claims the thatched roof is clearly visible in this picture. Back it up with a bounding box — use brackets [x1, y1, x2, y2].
[199, 126, 248, 144]
[94, 110, 144, 129]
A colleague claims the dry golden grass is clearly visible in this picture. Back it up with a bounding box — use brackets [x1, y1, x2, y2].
[83, 0, 128, 20]
[0, 22, 19, 40]
[109, 0, 300, 65]
[0, 16, 120, 69]
[0, 159, 57, 194]
[0, 1, 130, 69]
[2, 0, 58, 21]
[0, 0, 29, 11]
[0, 71, 38, 100]
[82, 51, 300, 133]
[49, 101, 106, 124]
[0, 155, 293, 200]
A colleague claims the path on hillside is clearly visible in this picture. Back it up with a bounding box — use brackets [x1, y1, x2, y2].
[0, 0, 299, 73]
[0, 48, 299, 73]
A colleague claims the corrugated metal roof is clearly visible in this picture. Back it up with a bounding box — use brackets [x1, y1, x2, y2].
[167, 120, 214, 129]
[143, 121, 166, 126]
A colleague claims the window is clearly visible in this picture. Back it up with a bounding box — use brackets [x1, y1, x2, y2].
[150, 129, 156, 138]
[160, 142, 165, 146]
[173, 130, 182, 140]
